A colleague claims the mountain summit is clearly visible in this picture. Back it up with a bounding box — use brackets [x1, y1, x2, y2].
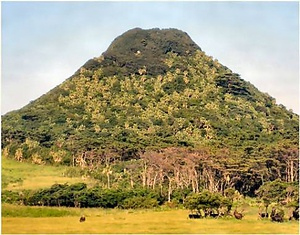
[1, 28, 298, 166]
[80, 28, 201, 76]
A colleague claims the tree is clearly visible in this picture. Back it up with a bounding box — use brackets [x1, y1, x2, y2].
[184, 190, 227, 216]
[255, 180, 298, 209]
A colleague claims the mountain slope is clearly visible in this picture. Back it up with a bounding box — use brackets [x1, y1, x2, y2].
[2, 28, 298, 163]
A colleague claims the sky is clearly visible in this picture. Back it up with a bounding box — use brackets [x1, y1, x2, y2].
[1, 1, 299, 115]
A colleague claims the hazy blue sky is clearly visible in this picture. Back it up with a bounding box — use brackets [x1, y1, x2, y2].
[2, 1, 299, 114]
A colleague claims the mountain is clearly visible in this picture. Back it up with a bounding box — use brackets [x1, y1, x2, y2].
[1, 28, 299, 194]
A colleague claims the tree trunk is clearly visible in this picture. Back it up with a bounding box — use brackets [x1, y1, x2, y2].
[153, 173, 158, 190]
[142, 161, 147, 188]
[194, 169, 199, 193]
[168, 179, 172, 202]
[290, 160, 294, 182]
[130, 175, 134, 188]
[107, 172, 111, 189]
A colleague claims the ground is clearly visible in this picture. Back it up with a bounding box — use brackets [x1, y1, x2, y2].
[2, 204, 299, 234]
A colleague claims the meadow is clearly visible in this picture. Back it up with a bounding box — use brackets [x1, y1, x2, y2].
[2, 203, 299, 234]
[2, 156, 96, 190]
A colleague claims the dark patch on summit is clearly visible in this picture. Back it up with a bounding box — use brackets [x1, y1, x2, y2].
[81, 28, 201, 76]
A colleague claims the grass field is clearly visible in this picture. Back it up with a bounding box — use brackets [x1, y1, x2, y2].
[2, 156, 96, 190]
[2, 204, 299, 234]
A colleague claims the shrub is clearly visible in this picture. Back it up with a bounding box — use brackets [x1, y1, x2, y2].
[184, 190, 232, 213]
[120, 196, 158, 209]
[63, 167, 86, 177]
[2, 190, 22, 204]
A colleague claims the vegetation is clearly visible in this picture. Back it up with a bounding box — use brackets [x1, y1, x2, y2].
[1, 155, 96, 191]
[1, 27, 299, 218]
[2, 204, 77, 217]
[184, 190, 233, 216]
[2, 183, 163, 209]
[85, 27, 201, 77]
[2, 145, 299, 234]
[256, 179, 299, 208]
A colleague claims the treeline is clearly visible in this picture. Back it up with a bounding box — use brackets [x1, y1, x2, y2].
[2, 183, 165, 209]
[1, 183, 233, 210]
[137, 146, 299, 198]
[2, 180, 298, 211]
[2, 143, 299, 198]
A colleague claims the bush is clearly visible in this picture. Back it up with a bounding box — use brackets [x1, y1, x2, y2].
[120, 196, 158, 209]
[63, 167, 86, 177]
[2, 190, 22, 204]
[184, 190, 232, 213]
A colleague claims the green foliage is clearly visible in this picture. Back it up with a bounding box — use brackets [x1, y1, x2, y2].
[119, 196, 158, 209]
[256, 180, 299, 207]
[9, 183, 165, 209]
[95, 28, 201, 77]
[184, 190, 232, 213]
[63, 167, 86, 177]
[2, 191, 23, 204]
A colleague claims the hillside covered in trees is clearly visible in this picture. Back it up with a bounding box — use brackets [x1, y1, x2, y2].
[1, 28, 299, 199]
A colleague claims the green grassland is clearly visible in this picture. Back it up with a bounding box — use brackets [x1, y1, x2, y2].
[2, 204, 299, 234]
[2, 156, 96, 190]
